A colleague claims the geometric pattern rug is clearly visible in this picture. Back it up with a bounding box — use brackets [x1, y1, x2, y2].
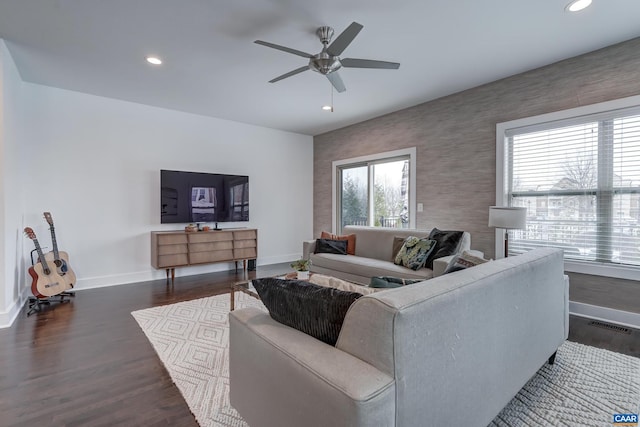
[132, 293, 640, 427]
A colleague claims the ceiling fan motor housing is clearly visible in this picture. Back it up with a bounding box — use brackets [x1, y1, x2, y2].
[310, 53, 342, 75]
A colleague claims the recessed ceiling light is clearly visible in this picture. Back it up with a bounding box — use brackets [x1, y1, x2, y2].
[146, 56, 162, 65]
[565, 0, 592, 12]
[322, 105, 333, 112]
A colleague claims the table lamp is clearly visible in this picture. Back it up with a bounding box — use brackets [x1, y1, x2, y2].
[488, 206, 526, 257]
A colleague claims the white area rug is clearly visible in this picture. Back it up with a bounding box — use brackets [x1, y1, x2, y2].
[132, 294, 640, 427]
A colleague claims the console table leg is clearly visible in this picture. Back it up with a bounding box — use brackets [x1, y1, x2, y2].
[230, 289, 235, 311]
[243, 259, 247, 271]
[171, 268, 175, 282]
[165, 269, 169, 279]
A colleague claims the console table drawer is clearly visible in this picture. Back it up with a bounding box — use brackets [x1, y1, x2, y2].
[190, 250, 234, 264]
[190, 241, 234, 253]
[234, 247, 257, 259]
[158, 253, 189, 268]
[158, 234, 188, 245]
[158, 244, 188, 255]
[234, 230, 257, 240]
[189, 232, 233, 243]
[234, 239, 257, 249]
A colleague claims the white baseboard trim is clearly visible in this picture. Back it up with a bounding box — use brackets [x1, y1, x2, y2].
[67, 255, 299, 292]
[0, 299, 22, 329]
[570, 301, 640, 330]
[0, 286, 35, 329]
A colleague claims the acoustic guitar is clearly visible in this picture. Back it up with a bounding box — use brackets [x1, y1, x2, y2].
[43, 212, 76, 290]
[24, 227, 67, 298]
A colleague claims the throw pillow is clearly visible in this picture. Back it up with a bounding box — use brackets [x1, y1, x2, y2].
[314, 238, 348, 255]
[369, 276, 424, 288]
[391, 236, 406, 260]
[252, 277, 363, 346]
[320, 231, 356, 255]
[394, 236, 437, 270]
[309, 274, 379, 295]
[425, 228, 465, 269]
[444, 251, 490, 274]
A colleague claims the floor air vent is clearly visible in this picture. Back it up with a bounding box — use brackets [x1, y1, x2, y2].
[588, 321, 632, 334]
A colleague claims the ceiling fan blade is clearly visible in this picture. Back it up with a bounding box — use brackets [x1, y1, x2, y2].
[326, 22, 363, 56]
[269, 66, 309, 83]
[326, 71, 346, 93]
[254, 40, 313, 58]
[341, 58, 400, 69]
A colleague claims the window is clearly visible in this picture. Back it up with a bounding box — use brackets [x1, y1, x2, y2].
[333, 148, 416, 232]
[497, 97, 640, 279]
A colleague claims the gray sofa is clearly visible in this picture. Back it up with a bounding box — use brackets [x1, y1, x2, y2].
[303, 225, 475, 285]
[229, 248, 569, 427]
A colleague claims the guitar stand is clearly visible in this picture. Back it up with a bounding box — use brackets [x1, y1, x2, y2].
[27, 291, 75, 317]
[26, 247, 76, 316]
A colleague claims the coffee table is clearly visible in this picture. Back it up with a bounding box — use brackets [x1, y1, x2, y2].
[229, 271, 370, 311]
[229, 272, 321, 311]
[230, 279, 261, 311]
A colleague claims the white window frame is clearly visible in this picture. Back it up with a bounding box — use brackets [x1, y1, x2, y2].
[332, 147, 417, 233]
[496, 94, 640, 280]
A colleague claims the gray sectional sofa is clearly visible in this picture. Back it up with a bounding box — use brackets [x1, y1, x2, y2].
[303, 225, 476, 285]
[229, 248, 569, 427]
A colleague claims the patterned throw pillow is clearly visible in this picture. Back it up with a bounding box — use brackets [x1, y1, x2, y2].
[444, 251, 489, 274]
[394, 236, 437, 270]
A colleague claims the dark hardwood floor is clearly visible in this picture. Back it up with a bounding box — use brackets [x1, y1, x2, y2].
[1, 264, 638, 426]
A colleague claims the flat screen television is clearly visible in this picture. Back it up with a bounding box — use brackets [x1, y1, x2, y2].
[161, 169, 249, 224]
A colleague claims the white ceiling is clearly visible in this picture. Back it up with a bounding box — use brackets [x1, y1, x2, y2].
[1, 0, 639, 136]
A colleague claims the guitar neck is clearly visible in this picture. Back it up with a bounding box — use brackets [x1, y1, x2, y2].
[33, 238, 52, 274]
[49, 225, 60, 259]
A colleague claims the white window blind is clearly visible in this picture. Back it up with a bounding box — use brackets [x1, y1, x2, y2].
[505, 107, 640, 268]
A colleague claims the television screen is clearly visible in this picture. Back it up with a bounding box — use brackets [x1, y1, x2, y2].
[161, 170, 249, 224]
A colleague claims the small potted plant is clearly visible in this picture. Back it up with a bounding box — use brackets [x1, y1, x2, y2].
[290, 258, 311, 279]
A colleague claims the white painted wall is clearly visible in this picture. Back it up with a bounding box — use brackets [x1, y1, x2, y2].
[0, 49, 313, 327]
[0, 40, 29, 327]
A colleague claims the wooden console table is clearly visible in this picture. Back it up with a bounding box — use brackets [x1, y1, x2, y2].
[151, 228, 257, 281]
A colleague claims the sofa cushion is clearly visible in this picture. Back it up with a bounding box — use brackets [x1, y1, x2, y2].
[310, 253, 434, 281]
[444, 251, 490, 274]
[315, 238, 348, 255]
[425, 228, 465, 268]
[343, 226, 431, 261]
[394, 236, 437, 270]
[252, 277, 363, 346]
[321, 231, 356, 255]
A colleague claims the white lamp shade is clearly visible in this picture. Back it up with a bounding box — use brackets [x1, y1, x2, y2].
[488, 206, 526, 229]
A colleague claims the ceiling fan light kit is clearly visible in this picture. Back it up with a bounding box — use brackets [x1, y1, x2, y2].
[254, 22, 400, 93]
[565, 0, 592, 12]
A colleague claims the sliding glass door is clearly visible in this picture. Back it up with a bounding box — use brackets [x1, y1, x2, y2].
[338, 157, 410, 230]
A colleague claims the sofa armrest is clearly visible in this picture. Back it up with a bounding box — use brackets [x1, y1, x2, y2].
[230, 307, 395, 427]
[303, 239, 316, 260]
[432, 255, 454, 277]
[432, 250, 486, 278]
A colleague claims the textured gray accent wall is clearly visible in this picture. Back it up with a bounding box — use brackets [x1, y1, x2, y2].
[314, 37, 640, 313]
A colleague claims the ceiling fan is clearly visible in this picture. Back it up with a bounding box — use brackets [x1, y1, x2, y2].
[254, 22, 400, 93]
